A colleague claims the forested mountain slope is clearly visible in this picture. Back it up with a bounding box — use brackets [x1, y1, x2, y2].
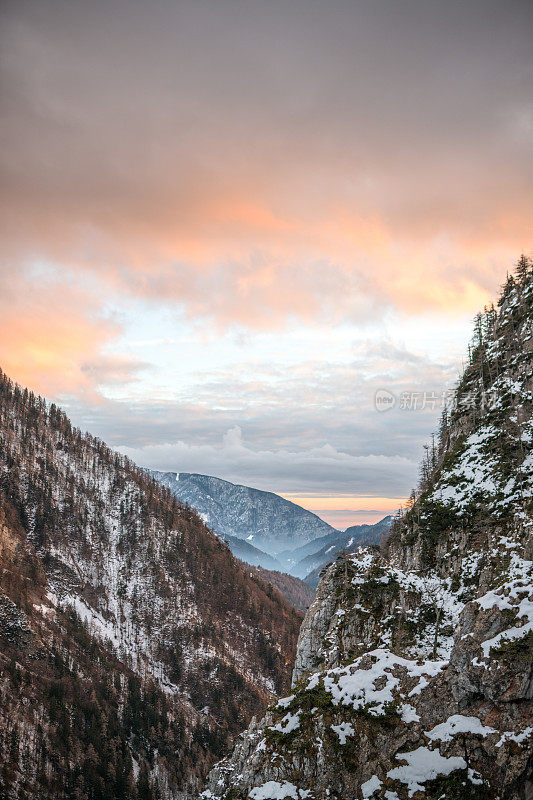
[216, 534, 284, 572]
[246, 566, 316, 615]
[202, 258, 533, 800]
[0, 375, 302, 800]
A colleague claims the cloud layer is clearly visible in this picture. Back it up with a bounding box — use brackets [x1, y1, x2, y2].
[120, 424, 415, 497]
[2, 0, 531, 331]
[1, 0, 531, 522]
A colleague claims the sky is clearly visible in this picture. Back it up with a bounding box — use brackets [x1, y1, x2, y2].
[1, 0, 532, 527]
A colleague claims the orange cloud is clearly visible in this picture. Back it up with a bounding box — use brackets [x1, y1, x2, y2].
[2, 175, 522, 362]
[0, 270, 141, 399]
[2, 0, 531, 338]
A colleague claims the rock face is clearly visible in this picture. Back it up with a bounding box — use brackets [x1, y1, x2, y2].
[201, 262, 533, 800]
[0, 373, 302, 799]
[151, 472, 337, 558]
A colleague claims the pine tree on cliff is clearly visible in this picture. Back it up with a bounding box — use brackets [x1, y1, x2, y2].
[515, 253, 531, 285]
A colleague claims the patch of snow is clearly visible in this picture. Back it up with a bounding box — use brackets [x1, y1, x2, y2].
[330, 722, 354, 744]
[33, 602, 55, 617]
[269, 711, 301, 735]
[425, 715, 496, 742]
[475, 552, 533, 657]
[322, 649, 446, 717]
[360, 775, 382, 798]
[249, 782, 309, 800]
[496, 727, 533, 748]
[305, 673, 320, 691]
[401, 704, 420, 723]
[387, 746, 466, 797]
[276, 695, 294, 709]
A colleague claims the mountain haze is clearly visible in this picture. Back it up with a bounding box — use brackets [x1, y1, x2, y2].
[284, 516, 394, 583]
[150, 472, 391, 583]
[151, 471, 337, 558]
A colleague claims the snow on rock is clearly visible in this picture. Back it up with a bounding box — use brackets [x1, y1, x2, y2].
[386, 747, 466, 797]
[330, 722, 354, 744]
[249, 782, 309, 800]
[360, 775, 382, 798]
[321, 649, 446, 716]
[276, 695, 295, 709]
[425, 714, 496, 742]
[268, 712, 301, 735]
[400, 704, 420, 723]
[495, 726, 533, 748]
[473, 551, 533, 658]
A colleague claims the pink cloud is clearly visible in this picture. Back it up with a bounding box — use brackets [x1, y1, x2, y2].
[0, 268, 142, 399]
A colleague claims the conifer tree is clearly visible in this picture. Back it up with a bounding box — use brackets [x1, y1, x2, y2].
[516, 253, 530, 284]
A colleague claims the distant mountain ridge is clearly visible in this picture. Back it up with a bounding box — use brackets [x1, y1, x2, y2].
[278, 515, 393, 579]
[219, 533, 284, 571]
[343, 515, 394, 541]
[151, 471, 393, 582]
[298, 515, 394, 586]
[150, 471, 338, 556]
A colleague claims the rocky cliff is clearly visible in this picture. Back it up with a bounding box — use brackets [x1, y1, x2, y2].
[201, 259, 533, 800]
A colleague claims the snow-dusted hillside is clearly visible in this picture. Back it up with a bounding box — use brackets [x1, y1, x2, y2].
[201, 260, 533, 800]
[0, 378, 302, 799]
[151, 472, 337, 559]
